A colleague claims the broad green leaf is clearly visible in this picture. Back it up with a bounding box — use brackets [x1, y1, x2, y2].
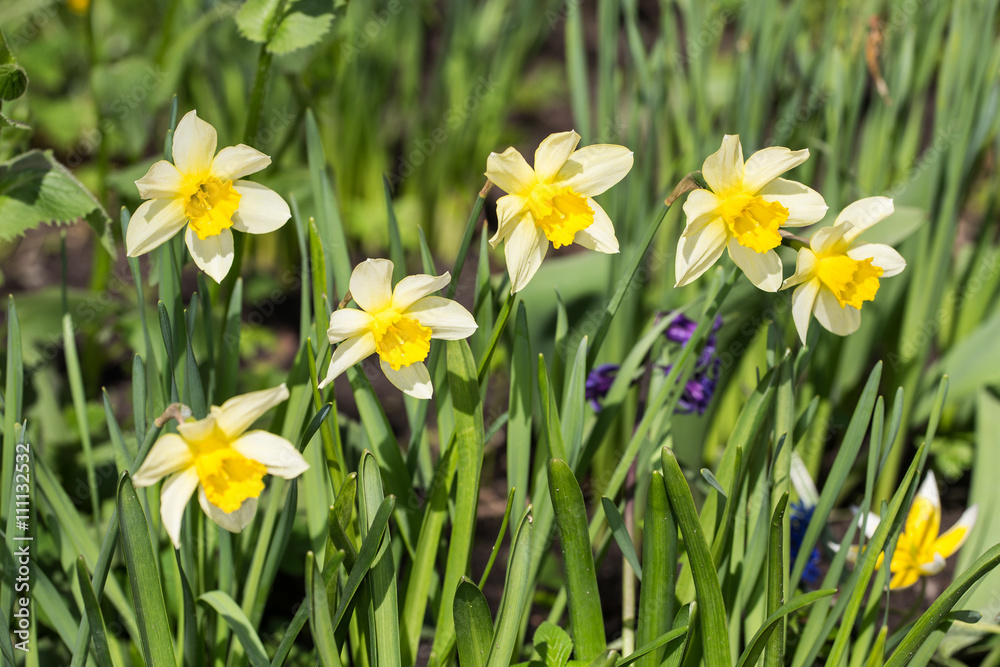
[534, 621, 573, 667]
[268, 0, 334, 55]
[235, 0, 283, 42]
[117, 473, 175, 666]
[549, 459, 605, 660]
[0, 151, 112, 249]
[661, 447, 731, 667]
[455, 578, 494, 667]
[200, 591, 270, 667]
[0, 62, 26, 101]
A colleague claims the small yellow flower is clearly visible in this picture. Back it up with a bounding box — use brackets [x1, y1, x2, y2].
[67, 0, 89, 13]
[127, 110, 291, 283]
[318, 259, 478, 398]
[485, 131, 633, 293]
[133, 385, 308, 548]
[782, 197, 905, 342]
[853, 471, 978, 590]
[676, 134, 827, 291]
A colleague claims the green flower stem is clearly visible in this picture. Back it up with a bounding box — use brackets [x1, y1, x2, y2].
[477, 290, 516, 383]
[447, 182, 492, 300]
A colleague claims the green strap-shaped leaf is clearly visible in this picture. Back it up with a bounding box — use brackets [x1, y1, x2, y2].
[616, 625, 688, 667]
[885, 542, 1000, 667]
[486, 507, 533, 667]
[550, 459, 605, 660]
[764, 494, 788, 667]
[634, 470, 676, 667]
[331, 494, 395, 631]
[306, 551, 343, 667]
[455, 578, 494, 667]
[661, 603, 693, 667]
[74, 558, 113, 667]
[661, 447, 731, 667]
[116, 473, 176, 666]
[601, 497, 642, 580]
[735, 589, 837, 667]
[199, 591, 270, 667]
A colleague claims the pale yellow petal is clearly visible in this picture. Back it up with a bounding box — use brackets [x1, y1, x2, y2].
[231, 431, 309, 479]
[199, 487, 257, 533]
[185, 226, 235, 284]
[214, 384, 290, 439]
[491, 195, 529, 247]
[573, 197, 619, 253]
[380, 359, 433, 399]
[554, 144, 633, 196]
[126, 198, 188, 257]
[727, 238, 782, 292]
[391, 272, 452, 311]
[836, 197, 894, 245]
[406, 296, 477, 340]
[159, 468, 200, 549]
[485, 147, 536, 196]
[791, 279, 820, 345]
[132, 434, 193, 487]
[172, 110, 217, 177]
[349, 258, 394, 313]
[757, 178, 827, 226]
[813, 287, 861, 336]
[230, 181, 290, 234]
[681, 189, 721, 232]
[534, 130, 580, 182]
[211, 144, 271, 181]
[742, 147, 810, 194]
[782, 247, 819, 289]
[702, 134, 744, 195]
[847, 243, 906, 278]
[319, 333, 377, 389]
[135, 160, 185, 199]
[504, 218, 548, 294]
[675, 218, 727, 287]
[327, 308, 375, 344]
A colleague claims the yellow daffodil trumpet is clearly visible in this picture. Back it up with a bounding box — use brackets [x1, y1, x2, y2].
[485, 130, 634, 294]
[676, 134, 827, 292]
[126, 110, 291, 283]
[782, 196, 906, 342]
[318, 259, 478, 398]
[132, 384, 308, 549]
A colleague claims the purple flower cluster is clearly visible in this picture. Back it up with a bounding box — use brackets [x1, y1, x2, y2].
[585, 313, 723, 415]
[790, 500, 822, 586]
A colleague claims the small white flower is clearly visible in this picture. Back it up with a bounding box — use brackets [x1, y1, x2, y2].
[127, 110, 291, 283]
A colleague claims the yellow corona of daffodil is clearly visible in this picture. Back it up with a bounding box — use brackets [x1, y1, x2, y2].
[852, 471, 978, 590]
[485, 130, 633, 293]
[133, 385, 308, 548]
[318, 259, 477, 398]
[126, 110, 291, 283]
[676, 134, 827, 291]
[782, 197, 905, 342]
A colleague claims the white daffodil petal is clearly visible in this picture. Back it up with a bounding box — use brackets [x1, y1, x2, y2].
[791, 279, 820, 345]
[172, 110, 217, 177]
[199, 488, 258, 533]
[491, 195, 529, 247]
[915, 470, 941, 513]
[231, 181, 290, 234]
[231, 431, 310, 479]
[574, 197, 619, 253]
[126, 198, 188, 257]
[675, 219, 728, 286]
[847, 243, 906, 277]
[380, 360, 433, 399]
[176, 414, 218, 443]
[757, 178, 827, 226]
[391, 272, 452, 311]
[350, 259, 394, 313]
[485, 147, 536, 196]
[742, 147, 810, 194]
[505, 218, 548, 294]
[319, 333, 377, 389]
[160, 468, 200, 549]
[858, 511, 882, 540]
[727, 239, 782, 292]
[185, 227, 235, 284]
[211, 145, 271, 181]
[554, 144, 633, 196]
[782, 248, 819, 289]
[681, 189, 722, 233]
[534, 130, 581, 182]
[133, 434, 193, 486]
[702, 134, 744, 195]
[406, 296, 478, 340]
[836, 197, 894, 244]
[327, 308, 375, 344]
[135, 160, 185, 199]
[214, 384, 290, 439]
[810, 224, 852, 255]
[919, 553, 947, 576]
[813, 288, 861, 335]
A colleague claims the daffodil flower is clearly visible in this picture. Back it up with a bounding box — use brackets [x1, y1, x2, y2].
[132, 385, 308, 548]
[853, 471, 978, 590]
[485, 130, 633, 293]
[782, 196, 905, 342]
[318, 259, 477, 398]
[126, 110, 291, 283]
[676, 134, 827, 291]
